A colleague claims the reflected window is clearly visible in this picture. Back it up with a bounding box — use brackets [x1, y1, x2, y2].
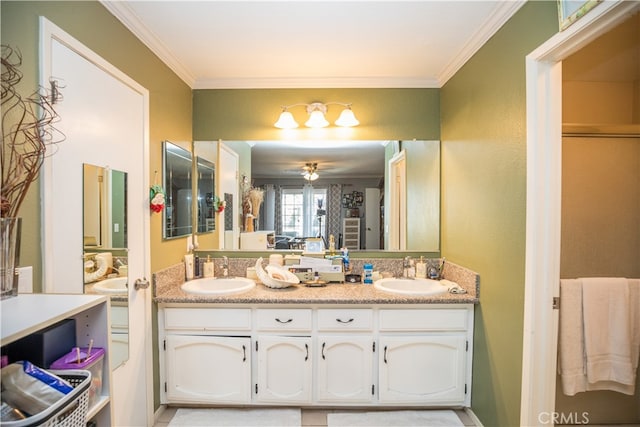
[281, 187, 326, 239]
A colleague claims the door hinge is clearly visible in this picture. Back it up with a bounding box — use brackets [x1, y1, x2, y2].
[465, 340, 468, 351]
[255, 341, 258, 351]
[372, 341, 376, 352]
[255, 384, 258, 394]
[164, 382, 167, 393]
[372, 384, 375, 395]
[465, 383, 467, 394]
[553, 297, 560, 310]
[163, 340, 166, 351]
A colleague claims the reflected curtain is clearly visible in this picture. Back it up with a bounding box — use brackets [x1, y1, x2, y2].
[274, 185, 282, 235]
[303, 183, 315, 237]
[327, 184, 342, 245]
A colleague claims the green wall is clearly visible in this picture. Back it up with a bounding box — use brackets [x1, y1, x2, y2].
[2, 0, 193, 412]
[1, 0, 193, 289]
[193, 88, 440, 141]
[440, 2, 558, 426]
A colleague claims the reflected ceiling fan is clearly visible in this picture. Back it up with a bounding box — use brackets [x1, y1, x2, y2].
[302, 162, 319, 181]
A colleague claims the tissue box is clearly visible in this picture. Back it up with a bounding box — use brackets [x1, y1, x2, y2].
[50, 347, 105, 410]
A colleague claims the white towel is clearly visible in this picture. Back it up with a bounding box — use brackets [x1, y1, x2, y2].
[559, 278, 639, 396]
[582, 277, 635, 393]
[559, 279, 587, 395]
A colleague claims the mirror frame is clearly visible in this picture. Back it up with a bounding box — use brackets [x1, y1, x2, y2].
[163, 140, 194, 239]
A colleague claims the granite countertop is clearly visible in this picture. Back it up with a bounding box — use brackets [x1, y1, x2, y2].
[153, 257, 479, 305]
[154, 279, 478, 305]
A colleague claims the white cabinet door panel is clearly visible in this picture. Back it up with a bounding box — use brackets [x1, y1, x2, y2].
[379, 335, 466, 404]
[317, 336, 374, 403]
[165, 335, 251, 403]
[256, 336, 312, 403]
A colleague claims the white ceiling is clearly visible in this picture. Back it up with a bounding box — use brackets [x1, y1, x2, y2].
[102, 1, 525, 179]
[103, 1, 525, 89]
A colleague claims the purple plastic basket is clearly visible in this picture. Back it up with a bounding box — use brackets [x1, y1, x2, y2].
[50, 347, 104, 370]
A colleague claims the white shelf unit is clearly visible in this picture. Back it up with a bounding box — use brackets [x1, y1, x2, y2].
[1, 294, 113, 425]
[342, 218, 361, 250]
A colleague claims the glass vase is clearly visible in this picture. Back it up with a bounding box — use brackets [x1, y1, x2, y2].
[0, 217, 21, 300]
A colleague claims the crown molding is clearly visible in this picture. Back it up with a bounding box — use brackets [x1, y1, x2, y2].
[437, 0, 527, 86]
[100, 0, 196, 87]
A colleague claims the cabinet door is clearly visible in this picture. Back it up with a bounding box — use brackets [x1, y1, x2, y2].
[379, 335, 466, 404]
[256, 336, 312, 403]
[317, 336, 374, 403]
[165, 335, 251, 404]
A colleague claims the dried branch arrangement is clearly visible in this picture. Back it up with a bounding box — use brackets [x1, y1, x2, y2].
[1, 45, 64, 218]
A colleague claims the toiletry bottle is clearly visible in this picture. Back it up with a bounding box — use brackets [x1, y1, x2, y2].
[342, 248, 350, 272]
[184, 254, 194, 280]
[416, 256, 427, 279]
[363, 263, 374, 284]
[329, 235, 336, 255]
[428, 263, 439, 280]
[194, 255, 200, 278]
[203, 255, 214, 278]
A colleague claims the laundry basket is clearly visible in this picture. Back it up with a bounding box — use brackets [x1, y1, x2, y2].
[2, 369, 91, 427]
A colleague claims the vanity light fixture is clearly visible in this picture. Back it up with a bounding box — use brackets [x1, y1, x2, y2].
[303, 162, 319, 181]
[274, 102, 360, 129]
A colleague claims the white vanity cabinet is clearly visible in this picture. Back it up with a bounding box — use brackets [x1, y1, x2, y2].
[159, 307, 252, 404]
[316, 309, 375, 403]
[158, 303, 473, 408]
[378, 309, 471, 405]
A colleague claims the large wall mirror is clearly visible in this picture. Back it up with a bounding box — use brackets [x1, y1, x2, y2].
[194, 140, 440, 252]
[82, 163, 129, 370]
[163, 140, 193, 239]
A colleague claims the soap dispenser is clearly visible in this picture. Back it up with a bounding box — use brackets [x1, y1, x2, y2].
[203, 255, 214, 278]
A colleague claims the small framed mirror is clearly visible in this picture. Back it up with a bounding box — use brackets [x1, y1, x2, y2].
[196, 156, 216, 233]
[163, 140, 193, 239]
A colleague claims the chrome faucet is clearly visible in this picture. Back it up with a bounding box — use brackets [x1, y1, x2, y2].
[403, 256, 415, 278]
[221, 256, 229, 277]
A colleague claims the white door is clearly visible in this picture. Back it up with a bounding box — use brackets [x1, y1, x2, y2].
[165, 335, 251, 403]
[218, 143, 239, 249]
[256, 336, 312, 403]
[41, 19, 151, 426]
[388, 151, 407, 250]
[364, 188, 380, 249]
[316, 336, 374, 403]
[379, 335, 466, 404]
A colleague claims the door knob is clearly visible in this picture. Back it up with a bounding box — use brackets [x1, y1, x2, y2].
[134, 277, 150, 290]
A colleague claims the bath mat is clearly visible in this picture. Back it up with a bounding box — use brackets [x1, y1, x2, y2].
[327, 410, 464, 427]
[168, 408, 301, 426]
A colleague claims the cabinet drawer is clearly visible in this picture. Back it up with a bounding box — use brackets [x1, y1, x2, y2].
[317, 309, 373, 331]
[379, 309, 468, 331]
[164, 308, 251, 331]
[256, 309, 312, 331]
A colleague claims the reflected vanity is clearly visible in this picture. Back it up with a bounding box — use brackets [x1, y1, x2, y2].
[82, 163, 129, 370]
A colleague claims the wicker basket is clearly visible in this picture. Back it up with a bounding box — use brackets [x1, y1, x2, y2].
[3, 369, 91, 427]
[255, 258, 300, 289]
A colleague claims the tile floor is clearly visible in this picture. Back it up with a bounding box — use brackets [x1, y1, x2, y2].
[153, 407, 477, 426]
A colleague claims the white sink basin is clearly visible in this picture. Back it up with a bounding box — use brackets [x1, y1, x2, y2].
[93, 277, 128, 295]
[374, 277, 448, 296]
[181, 277, 256, 296]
